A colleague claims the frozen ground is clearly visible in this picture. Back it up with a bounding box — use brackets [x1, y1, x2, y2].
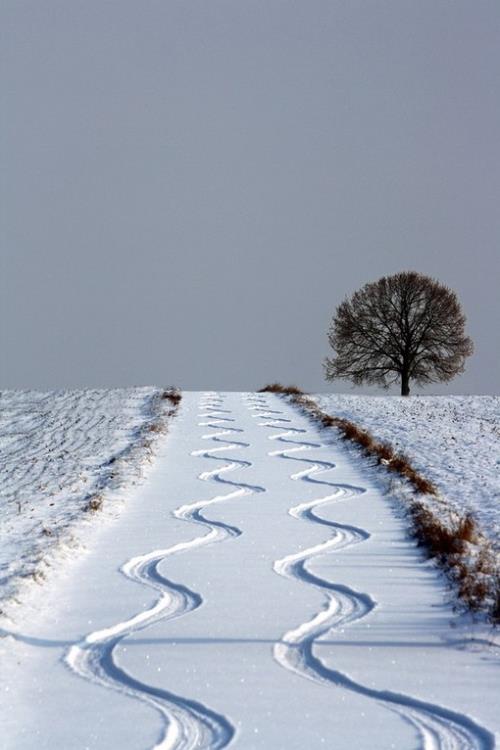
[314, 394, 500, 547]
[0, 387, 163, 612]
[1, 392, 498, 750]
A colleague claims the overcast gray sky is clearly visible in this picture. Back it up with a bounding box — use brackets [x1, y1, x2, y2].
[1, 1, 499, 394]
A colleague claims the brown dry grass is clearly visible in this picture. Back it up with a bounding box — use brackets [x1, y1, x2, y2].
[84, 494, 103, 513]
[409, 501, 499, 614]
[162, 388, 182, 406]
[259, 383, 304, 396]
[147, 422, 165, 434]
[410, 504, 477, 557]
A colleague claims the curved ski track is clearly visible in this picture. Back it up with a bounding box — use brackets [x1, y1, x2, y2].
[245, 393, 495, 750]
[65, 392, 261, 750]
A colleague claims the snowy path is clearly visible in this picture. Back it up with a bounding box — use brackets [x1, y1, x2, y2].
[1, 392, 498, 749]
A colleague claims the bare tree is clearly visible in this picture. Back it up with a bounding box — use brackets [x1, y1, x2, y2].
[325, 272, 473, 396]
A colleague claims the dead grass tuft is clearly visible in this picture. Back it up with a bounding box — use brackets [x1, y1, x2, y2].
[338, 421, 374, 450]
[371, 442, 394, 463]
[84, 494, 103, 513]
[408, 501, 498, 615]
[162, 388, 182, 406]
[458, 577, 491, 612]
[147, 421, 166, 434]
[387, 453, 412, 475]
[410, 474, 438, 495]
[457, 514, 479, 545]
[410, 503, 466, 557]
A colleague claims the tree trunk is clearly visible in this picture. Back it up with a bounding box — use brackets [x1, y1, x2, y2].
[401, 372, 410, 396]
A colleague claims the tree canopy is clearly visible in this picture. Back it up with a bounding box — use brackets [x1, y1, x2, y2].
[324, 271, 473, 396]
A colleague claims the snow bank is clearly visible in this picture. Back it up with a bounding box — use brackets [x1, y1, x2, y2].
[0, 387, 167, 612]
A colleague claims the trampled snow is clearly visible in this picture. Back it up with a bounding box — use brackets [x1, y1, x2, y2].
[314, 394, 500, 547]
[1, 392, 498, 749]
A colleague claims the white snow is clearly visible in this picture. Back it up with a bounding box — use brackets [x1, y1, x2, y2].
[0, 387, 164, 612]
[314, 394, 500, 547]
[1, 391, 498, 749]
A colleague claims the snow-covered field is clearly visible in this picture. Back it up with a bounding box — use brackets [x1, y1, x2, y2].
[1, 392, 499, 749]
[314, 394, 500, 547]
[0, 387, 164, 612]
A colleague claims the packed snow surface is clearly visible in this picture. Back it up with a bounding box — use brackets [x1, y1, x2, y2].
[315, 394, 500, 546]
[0, 387, 162, 608]
[1, 392, 498, 750]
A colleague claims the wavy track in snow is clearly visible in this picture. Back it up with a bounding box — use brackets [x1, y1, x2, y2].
[246, 394, 495, 750]
[66, 392, 259, 750]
